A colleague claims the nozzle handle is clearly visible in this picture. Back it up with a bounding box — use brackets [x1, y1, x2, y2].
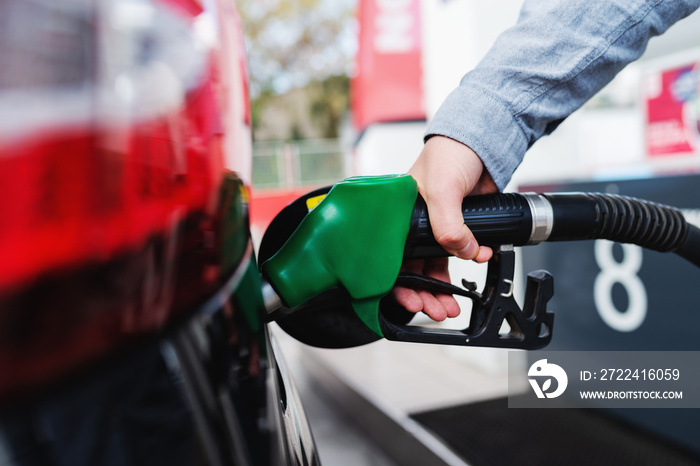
[405, 193, 536, 258]
[405, 191, 700, 268]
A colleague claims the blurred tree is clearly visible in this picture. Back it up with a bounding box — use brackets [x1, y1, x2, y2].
[308, 74, 349, 139]
[236, 0, 355, 97]
[236, 0, 355, 140]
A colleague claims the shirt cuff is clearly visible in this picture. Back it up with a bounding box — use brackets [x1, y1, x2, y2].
[425, 84, 529, 191]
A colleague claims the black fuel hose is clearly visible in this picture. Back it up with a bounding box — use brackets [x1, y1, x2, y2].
[405, 192, 700, 268]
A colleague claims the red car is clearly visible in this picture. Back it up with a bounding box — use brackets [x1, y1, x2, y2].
[0, 1, 318, 464]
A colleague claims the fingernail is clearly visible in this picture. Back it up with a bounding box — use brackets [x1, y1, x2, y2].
[459, 240, 478, 259]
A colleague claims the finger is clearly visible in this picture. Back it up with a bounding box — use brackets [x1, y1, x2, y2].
[391, 260, 425, 313]
[418, 290, 448, 321]
[394, 286, 459, 320]
[474, 245, 493, 263]
[422, 257, 460, 318]
[391, 286, 423, 313]
[393, 257, 462, 320]
[436, 293, 461, 318]
[424, 193, 479, 260]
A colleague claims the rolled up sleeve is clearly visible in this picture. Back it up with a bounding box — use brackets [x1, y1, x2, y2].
[426, 0, 700, 190]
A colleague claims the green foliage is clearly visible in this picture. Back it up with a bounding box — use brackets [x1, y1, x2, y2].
[235, 0, 354, 97]
[308, 74, 349, 139]
[236, 0, 354, 140]
[249, 86, 274, 133]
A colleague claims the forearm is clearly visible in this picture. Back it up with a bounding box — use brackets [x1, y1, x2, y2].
[426, 0, 700, 190]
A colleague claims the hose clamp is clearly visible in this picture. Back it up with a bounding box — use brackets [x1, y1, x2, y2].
[522, 193, 554, 245]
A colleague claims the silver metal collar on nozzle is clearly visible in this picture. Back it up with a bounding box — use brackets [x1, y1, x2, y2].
[522, 193, 554, 245]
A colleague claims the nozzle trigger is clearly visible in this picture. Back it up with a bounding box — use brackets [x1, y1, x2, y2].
[380, 246, 555, 350]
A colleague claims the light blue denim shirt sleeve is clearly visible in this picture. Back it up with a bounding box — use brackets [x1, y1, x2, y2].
[426, 0, 700, 190]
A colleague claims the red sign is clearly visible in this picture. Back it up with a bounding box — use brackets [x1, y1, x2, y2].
[645, 62, 700, 157]
[351, 0, 425, 131]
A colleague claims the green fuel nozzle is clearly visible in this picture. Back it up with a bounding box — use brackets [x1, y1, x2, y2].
[259, 175, 699, 350]
[261, 175, 418, 336]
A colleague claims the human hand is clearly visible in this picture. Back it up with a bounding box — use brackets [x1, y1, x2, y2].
[391, 136, 498, 321]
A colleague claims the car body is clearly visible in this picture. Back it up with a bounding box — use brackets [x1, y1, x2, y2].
[0, 0, 319, 464]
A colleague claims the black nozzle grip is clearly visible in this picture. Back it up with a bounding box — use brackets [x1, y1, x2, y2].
[404, 193, 533, 259]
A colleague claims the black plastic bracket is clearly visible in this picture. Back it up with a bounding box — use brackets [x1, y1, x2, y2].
[380, 246, 555, 349]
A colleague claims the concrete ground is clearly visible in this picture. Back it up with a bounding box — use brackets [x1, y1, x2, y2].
[275, 327, 400, 466]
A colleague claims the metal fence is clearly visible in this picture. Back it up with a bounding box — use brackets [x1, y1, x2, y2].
[252, 139, 346, 190]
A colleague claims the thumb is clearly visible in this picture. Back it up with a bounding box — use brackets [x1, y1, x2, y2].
[423, 188, 479, 260]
